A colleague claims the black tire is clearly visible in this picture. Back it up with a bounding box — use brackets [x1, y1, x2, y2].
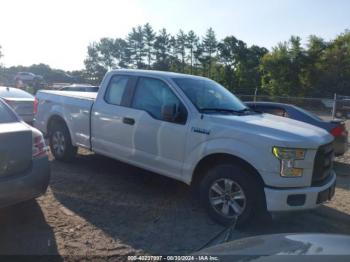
[49, 121, 77, 161]
[199, 162, 263, 226]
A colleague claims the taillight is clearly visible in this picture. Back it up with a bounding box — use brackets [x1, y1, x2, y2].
[32, 128, 48, 158]
[330, 126, 347, 137]
[33, 97, 39, 115]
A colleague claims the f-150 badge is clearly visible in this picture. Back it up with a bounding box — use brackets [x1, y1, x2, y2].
[191, 127, 211, 135]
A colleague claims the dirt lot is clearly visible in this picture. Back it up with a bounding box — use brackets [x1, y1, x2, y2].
[0, 149, 350, 258]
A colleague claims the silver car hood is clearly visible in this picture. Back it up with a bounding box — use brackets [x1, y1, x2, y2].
[196, 233, 350, 259]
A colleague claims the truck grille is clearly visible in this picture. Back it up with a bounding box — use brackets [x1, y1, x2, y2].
[312, 143, 334, 186]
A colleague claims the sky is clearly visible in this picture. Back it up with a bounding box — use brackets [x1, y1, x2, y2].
[0, 0, 349, 71]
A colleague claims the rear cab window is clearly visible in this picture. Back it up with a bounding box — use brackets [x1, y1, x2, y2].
[104, 75, 131, 106]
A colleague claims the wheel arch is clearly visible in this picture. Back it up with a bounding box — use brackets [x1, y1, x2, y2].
[47, 114, 74, 144]
[191, 153, 266, 192]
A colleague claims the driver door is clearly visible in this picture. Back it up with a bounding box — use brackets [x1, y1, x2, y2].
[125, 77, 190, 180]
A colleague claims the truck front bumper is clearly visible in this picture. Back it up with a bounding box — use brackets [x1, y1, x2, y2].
[264, 171, 336, 212]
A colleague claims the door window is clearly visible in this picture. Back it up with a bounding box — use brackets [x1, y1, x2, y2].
[132, 77, 187, 124]
[105, 76, 130, 105]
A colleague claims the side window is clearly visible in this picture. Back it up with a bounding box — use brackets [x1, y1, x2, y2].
[132, 77, 187, 124]
[105, 75, 129, 105]
[0, 101, 16, 124]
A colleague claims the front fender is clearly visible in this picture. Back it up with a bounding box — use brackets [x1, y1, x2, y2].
[182, 138, 275, 185]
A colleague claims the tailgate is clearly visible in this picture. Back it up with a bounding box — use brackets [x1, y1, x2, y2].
[0, 123, 32, 177]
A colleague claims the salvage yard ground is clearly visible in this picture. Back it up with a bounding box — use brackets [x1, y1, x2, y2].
[1, 130, 350, 258]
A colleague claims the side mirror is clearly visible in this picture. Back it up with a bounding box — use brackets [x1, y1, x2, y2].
[161, 103, 177, 122]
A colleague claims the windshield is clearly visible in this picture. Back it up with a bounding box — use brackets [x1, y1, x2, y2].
[173, 78, 247, 113]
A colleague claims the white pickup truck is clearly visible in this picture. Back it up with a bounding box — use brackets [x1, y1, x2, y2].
[34, 69, 336, 225]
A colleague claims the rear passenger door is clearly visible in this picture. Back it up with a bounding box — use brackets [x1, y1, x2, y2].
[91, 75, 136, 159]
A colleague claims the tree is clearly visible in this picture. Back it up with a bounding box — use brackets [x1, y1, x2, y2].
[112, 38, 129, 68]
[81, 23, 350, 97]
[193, 42, 204, 75]
[153, 28, 172, 71]
[186, 30, 199, 74]
[202, 28, 218, 77]
[97, 38, 118, 70]
[84, 43, 108, 84]
[296, 36, 327, 96]
[218, 36, 246, 90]
[316, 31, 350, 96]
[236, 45, 268, 94]
[127, 26, 146, 68]
[83, 37, 129, 83]
[260, 36, 306, 96]
[175, 30, 187, 72]
[143, 23, 156, 69]
[169, 36, 181, 71]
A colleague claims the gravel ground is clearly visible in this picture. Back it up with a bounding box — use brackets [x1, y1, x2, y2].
[0, 146, 349, 259]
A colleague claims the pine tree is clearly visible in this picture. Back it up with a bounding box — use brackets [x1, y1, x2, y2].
[127, 26, 146, 69]
[202, 28, 218, 77]
[143, 23, 156, 69]
[176, 30, 187, 72]
[153, 28, 172, 71]
[186, 30, 199, 74]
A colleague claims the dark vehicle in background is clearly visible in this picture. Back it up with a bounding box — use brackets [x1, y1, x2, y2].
[14, 72, 42, 82]
[14, 72, 45, 93]
[0, 99, 50, 208]
[246, 102, 348, 156]
[196, 233, 350, 261]
[0, 86, 36, 125]
[59, 84, 99, 92]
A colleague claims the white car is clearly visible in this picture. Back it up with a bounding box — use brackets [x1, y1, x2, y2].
[0, 86, 35, 124]
[34, 69, 336, 225]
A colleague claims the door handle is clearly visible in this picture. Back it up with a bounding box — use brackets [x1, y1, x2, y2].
[123, 117, 135, 125]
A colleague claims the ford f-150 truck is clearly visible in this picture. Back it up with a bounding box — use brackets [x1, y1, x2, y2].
[34, 69, 336, 225]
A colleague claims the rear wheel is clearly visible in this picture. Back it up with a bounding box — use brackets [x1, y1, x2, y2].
[49, 121, 77, 161]
[200, 162, 262, 226]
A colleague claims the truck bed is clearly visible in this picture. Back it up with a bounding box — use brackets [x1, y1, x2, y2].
[40, 90, 97, 100]
[35, 90, 97, 149]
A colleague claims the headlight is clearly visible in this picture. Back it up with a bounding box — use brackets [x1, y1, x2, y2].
[272, 147, 306, 177]
[272, 147, 305, 160]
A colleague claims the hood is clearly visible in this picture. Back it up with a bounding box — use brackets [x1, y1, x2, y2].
[206, 113, 333, 149]
[196, 233, 350, 260]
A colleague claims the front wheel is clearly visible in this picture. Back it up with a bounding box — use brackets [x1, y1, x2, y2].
[49, 122, 77, 161]
[199, 163, 262, 226]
